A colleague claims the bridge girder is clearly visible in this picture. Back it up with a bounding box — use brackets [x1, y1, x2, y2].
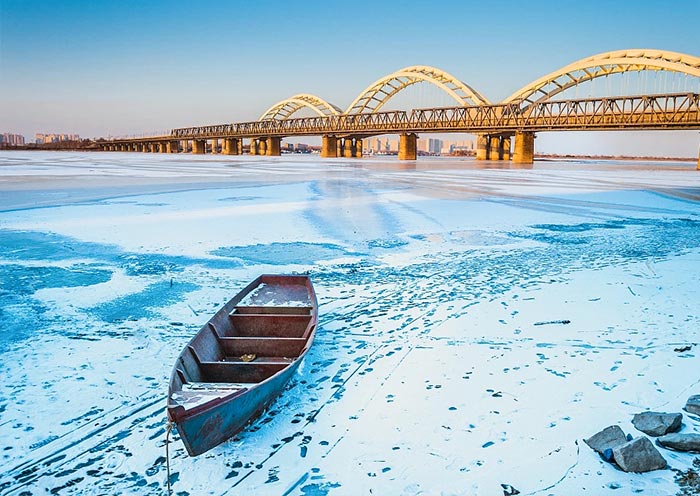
[504, 49, 700, 109]
[345, 65, 491, 114]
[259, 94, 342, 121]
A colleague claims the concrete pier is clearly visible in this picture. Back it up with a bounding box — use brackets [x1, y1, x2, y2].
[398, 133, 417, 160]
[223, 138, 241, 155]
[476, 134, 488, 160]
[266, 137, 281, 156]
[321, 135, 337, 158]
[167, 141, 179, 153]
[210, 139, 218, 154]
[192, 140, 205, 155]
[488, 136, 500, 160]
[354, 139, 363, 158]
[500, 137, 511, 161]
[343, 138, 355, 158]
[513, 131, 535, 164]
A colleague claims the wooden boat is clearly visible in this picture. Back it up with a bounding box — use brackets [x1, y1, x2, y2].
[167, 274, 317, 456]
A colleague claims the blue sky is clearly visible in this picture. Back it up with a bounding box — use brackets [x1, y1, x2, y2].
[1, 0, 699, 156]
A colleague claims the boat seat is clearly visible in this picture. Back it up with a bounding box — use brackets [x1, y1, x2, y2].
[197, 360, 291, 383]
[232, 306, 312, 315]
[218, 336, 306, 358]
[222, 356, 294, 364]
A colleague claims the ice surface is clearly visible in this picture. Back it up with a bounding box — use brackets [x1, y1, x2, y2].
[1, 152, 699, 495]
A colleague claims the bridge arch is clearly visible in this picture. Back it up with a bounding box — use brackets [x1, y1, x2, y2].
[259, 94, 342, 120]
[503, 49, 700, 107]
[345, 65, 490, 114]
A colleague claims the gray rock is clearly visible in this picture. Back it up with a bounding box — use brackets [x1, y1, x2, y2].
[631, 411, 683, 436]
[685, 395, 700, 416]
[612, 437, 667, 473]
[657, 433, 700, 453]
[584, 425, 628, 455]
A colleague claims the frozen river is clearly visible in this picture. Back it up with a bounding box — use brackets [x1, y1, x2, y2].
[1, 151, 699, 495]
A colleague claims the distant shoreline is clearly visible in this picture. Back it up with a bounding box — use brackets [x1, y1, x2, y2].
[534, 153, 697, 162]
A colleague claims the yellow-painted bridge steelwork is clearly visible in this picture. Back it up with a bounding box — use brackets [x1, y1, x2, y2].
[259, 94, 342, 120]
[104, 49, 700, 167]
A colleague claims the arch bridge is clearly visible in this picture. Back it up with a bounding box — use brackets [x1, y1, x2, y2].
[104, 49, 700, 167]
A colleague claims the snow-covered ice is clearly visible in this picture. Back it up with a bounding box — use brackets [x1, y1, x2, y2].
[1, 151, 699, 495]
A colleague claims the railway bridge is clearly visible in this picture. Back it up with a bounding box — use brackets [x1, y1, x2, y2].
[103, 49, 700, 167]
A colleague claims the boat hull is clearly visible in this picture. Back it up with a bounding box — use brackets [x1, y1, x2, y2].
[167, 274, 317, 456]
[173, 358, 302, 456]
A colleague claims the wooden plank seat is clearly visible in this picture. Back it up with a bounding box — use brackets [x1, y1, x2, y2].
[218, 336, 307, 357]
[233, 305, 312, 315]
[221, 356, 294, 364]
[187, 345, 294, 383]
[226, 313, 312, 338]
[197, 361, 290, 383]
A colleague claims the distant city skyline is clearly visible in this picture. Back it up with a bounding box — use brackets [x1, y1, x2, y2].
[1, 0, 699, 156]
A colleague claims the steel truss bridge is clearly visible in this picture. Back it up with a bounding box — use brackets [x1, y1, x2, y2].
[104, 49, 700, 165]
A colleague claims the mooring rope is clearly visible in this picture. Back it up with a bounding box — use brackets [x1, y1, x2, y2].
[165, 421, 174, 496]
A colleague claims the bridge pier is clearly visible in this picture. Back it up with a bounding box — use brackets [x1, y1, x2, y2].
[167, 141, 180, 153]
[398, 133, 417, 160]
[500, 137, 511, 160]
[354, 139, 363, 158]
[158, 142, 167, 153]
[321, 135, 338, 157]
[476, 135, 488, 160]
[487, 136, 500, 160]
[343, 138, 354, 158]
[210, 139, 218, 154]
[513, 131, 535, 165]
[249, 138, 259, 155]
[192, 140, 205, 154]
[223, 138, 241, 155]
[266, 137, 281, 156]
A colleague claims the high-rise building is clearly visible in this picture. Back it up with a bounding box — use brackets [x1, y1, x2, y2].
[35, 133, 81, 144]
[428, 138, 442, 154]
[1, 133, 25, 145]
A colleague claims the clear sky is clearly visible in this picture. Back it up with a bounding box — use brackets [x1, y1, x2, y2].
[1, 0, 699, 156]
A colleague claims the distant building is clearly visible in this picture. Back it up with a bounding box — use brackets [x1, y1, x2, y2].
[365, 136, 475, 156]
[429, 138, 442, 154]
[0, 133, 25, 145]
[35, 133, 80, 144]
